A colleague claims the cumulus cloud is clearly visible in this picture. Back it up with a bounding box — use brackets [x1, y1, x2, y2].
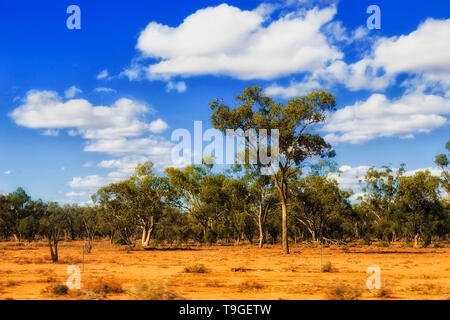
[11, 90, 176, 201]
[10, 90, 154, 140]
[268, 18, 450, 96]
[4, 170, 12, 175]
[149, 118, 169, 133]
[64, 86, 82, 99]
[125, 4, 341, 80]
[322, 92, 450, 144]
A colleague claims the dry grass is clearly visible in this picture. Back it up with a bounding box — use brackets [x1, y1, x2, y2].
[0, 240, 448, 300]
[321, 261, 338, 273]
[85, 278, 124, 295]
[183, 263, 208, 273]
[326, 283, 362, 300]
[236, 280, 265, 291]
[127, 281, 181, 300]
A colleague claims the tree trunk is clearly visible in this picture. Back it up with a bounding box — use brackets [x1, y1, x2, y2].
[141, 216, 154, 247]
[280, 197, 289, 254]
[258, 204, 265, 248]
[49, 236, 58, 263]
[414, 234, 419, 248]
[141, 227, 152, 247]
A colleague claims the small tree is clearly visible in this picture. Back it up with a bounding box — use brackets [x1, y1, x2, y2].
[39, 203, 64, 262]
[435, 141, 449, 194]
[398, 170, 445, 248]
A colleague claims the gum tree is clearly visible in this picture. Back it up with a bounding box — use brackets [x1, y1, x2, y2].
[210, 86, 336, 253]
[435, 141, 449, 193]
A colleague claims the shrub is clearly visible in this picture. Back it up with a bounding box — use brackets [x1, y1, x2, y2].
[52, 284, 69, 296]
[363, 234, 372, 246]
[327, 284, 362, 300]
[321, 261, 337, 273]
[87, 279, 124, 295]
[184, 263, 207, 273]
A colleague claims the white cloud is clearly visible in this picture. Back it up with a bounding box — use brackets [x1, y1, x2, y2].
[166, 81, 187, 93]
[372, 19, 450, 76]
[66, 191, 87, 198]
[328, 165, 370, 191]
[69, 175, 119, 190]
[11, 90, 176, 201]
[64, 86, 82, 99]
[96, 69, 109, 80]
[322, 92, 450, 144]
[84, 136, 173, 157]
[41, 129, 59, 136]
[4, 170, 12, 175]
[10, 90, 153, 140]
[149, 118, 169, 133]
[266, 78, 321, 99]
[83, 162, 94, 167]
[128, 4, 341, 80]
[267, 18, 450, 96]
[95, 87, 116, 93]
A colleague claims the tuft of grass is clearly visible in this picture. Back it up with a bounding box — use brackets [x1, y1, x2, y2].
[127, 281, 180, 300]
[52, 284, 69, 296]
[321, 261, 338, 273]
[86, 279, 124, 295]
[326, 284, 362, 300]
[237, 280, 264, 291]
[184, 263, 208, 273]
[375, 288, 393, 298]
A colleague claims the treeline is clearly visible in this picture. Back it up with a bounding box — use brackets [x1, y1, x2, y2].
[0, 158, 448, 259]
[0, 88, 448, 260]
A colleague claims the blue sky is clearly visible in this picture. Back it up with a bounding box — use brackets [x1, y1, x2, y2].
[0, 0, 449, 203]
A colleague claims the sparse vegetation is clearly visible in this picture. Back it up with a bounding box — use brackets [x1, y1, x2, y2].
[184, 263, 208, 273]
[127, 281, 180, 300]
[326, 283, 362, 300]
[321, 261, 338, 273]
[51, 284, 69, 296]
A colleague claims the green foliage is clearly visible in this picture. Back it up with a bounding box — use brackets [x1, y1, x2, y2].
[17, 216, 39, 242]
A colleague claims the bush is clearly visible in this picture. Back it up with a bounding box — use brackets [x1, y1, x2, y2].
[363, 234, 372, 246]
[52, 284, 69, 296]
[87, 279, 124, 295]
[327, 284, 362, 300]
[321, 261, 337, 273]
[184, 263, 207, 273]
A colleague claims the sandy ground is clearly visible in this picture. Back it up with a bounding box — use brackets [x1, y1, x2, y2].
[0, 241, 449, 300]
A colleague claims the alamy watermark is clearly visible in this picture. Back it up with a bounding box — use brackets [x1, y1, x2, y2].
[366, 5, 381, 30]
[66, 5, 81, 30]
[366, 265, 381, 290]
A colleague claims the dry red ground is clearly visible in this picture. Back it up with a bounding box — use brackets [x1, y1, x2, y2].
[0, 241, 449, 300]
